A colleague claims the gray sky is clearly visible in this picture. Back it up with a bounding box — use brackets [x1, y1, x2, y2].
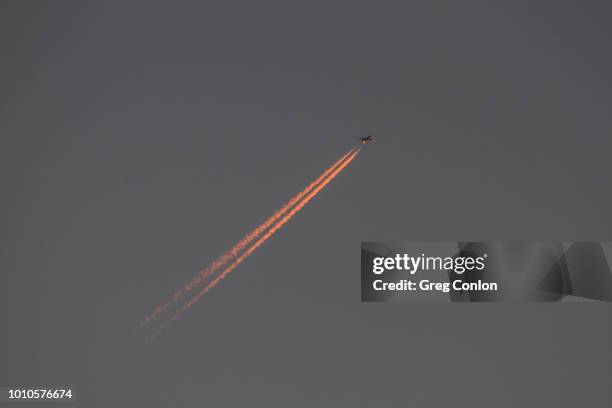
[2, 1, 611, 406]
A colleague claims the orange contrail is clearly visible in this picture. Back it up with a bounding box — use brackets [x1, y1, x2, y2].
[167, 148, 360, 325]
[140, 147, 357, 328]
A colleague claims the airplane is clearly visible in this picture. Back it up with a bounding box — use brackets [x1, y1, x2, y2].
[358, 135, 374, 144]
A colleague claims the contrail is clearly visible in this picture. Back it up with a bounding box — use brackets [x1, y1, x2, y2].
[140, 147, 357, 328]
[163, 148, 360, 327]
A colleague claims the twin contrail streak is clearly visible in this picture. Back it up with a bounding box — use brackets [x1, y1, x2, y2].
[163, 148, 361, 327]
[140, 147, 360, 330]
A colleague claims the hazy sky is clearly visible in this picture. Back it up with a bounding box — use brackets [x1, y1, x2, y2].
[2, 2, 611, 406]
